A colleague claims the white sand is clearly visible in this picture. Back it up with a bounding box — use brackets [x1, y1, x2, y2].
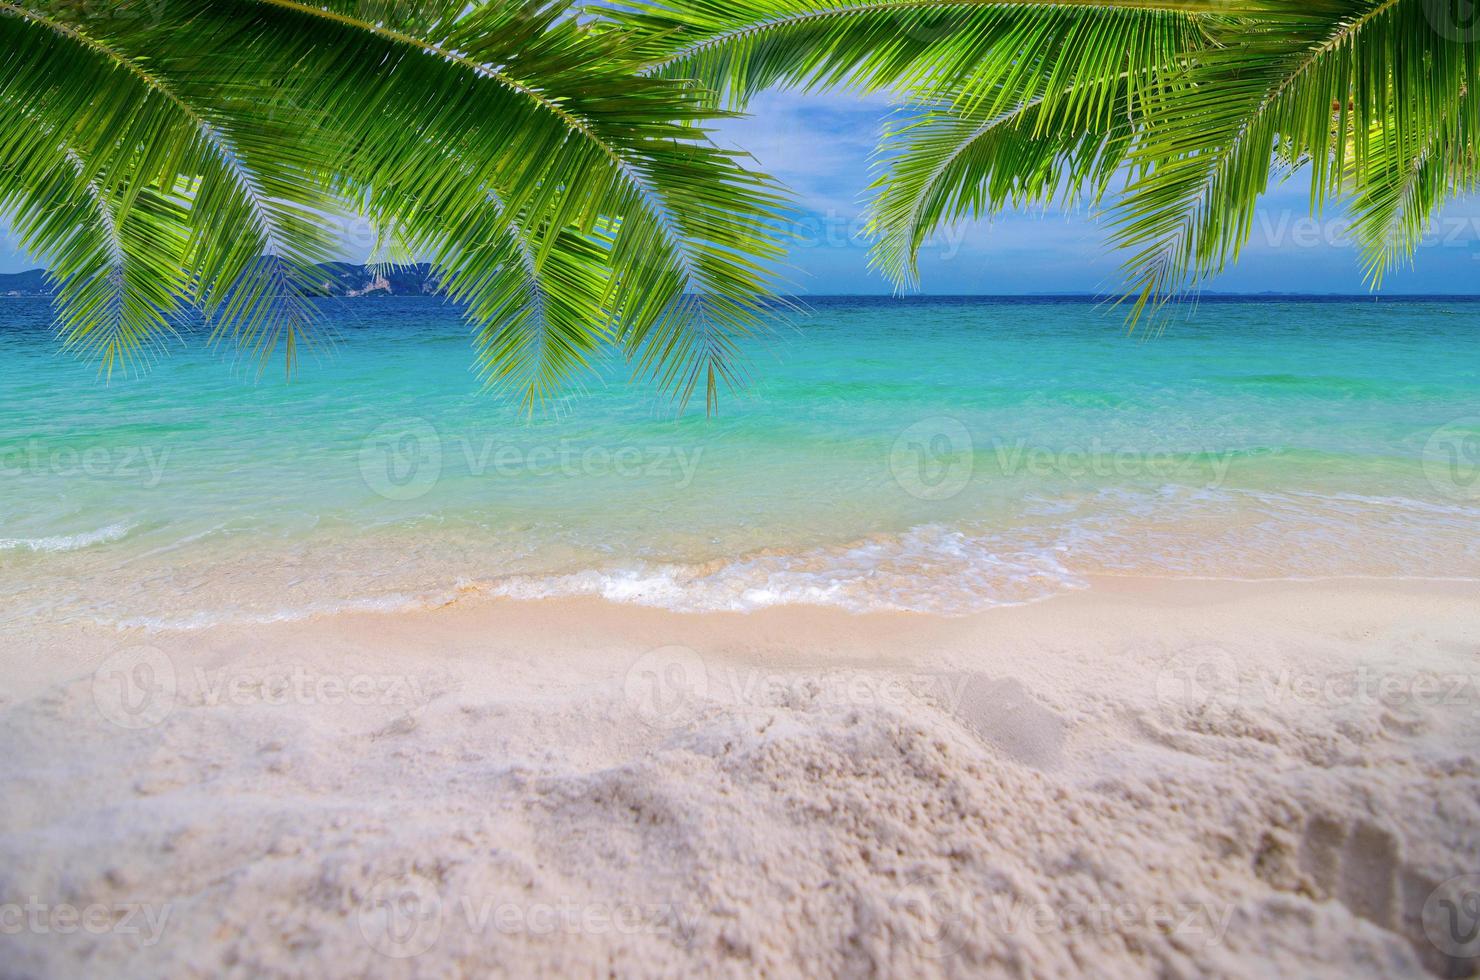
[2, 578, 1478, 977]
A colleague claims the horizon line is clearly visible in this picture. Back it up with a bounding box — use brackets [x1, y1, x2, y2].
[5, 267, 1480, 301]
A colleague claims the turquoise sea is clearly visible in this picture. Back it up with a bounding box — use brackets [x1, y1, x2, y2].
[1, 295, 1476, 628]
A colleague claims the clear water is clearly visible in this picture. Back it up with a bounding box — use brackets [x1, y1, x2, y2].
[1, 295, 1476, 628]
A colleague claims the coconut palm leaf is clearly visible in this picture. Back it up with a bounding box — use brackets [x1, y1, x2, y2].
[0, 0, 792, 409]
[1110, 0, 1480, 319]
[190, 0, 793, 406]
[0, 94, 193, 376]
[866, 98, 1127, 287]
[1, 1, 346, 371]
[862, 6, 1199, 286]
[11, 0, 1476, 385]
[616, 0, 1287, 106]
[611, 0, 1479, 318]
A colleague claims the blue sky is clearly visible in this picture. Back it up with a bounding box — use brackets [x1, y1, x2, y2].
[709, 91, 1480, 295]
[5, 90, 1479, 294]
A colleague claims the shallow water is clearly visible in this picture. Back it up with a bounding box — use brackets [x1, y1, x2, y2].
[1, 295, 1476, 626]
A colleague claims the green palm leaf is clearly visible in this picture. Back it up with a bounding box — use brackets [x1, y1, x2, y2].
[1110, 0, 1480, 319]
[0, 0, 793, 410]
[618, 0, 1257, 106]
[864, 6, 1199, 285]
[610, 0, 1480, 319]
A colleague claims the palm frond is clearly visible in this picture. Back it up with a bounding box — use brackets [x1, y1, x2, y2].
[865, 6, 1198, 284]
[614, 0, 1272, 105]
[1108, 0, 1480, 319]
[1, 1, 337, 368]
[1, 0, 793, 409]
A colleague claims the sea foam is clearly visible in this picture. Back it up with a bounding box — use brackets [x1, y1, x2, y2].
[0, 522, 134, 553]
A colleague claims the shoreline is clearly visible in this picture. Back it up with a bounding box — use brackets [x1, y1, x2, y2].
[4, 576, 1479, 976]
[39, 567, 1480, 638]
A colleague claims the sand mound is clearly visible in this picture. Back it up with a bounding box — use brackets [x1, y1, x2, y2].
[2, 581, 1478, 978]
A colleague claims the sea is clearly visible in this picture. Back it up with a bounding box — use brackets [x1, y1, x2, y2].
[1, 295, 1476, 629]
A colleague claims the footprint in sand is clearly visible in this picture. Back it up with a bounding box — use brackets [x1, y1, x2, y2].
[1289, 814, 1470, 976]
[943, 675, 1066, 770]
[1298, 816, 1404, 928]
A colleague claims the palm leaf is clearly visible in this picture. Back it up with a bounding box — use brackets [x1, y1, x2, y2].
[1, 0, 793, 409]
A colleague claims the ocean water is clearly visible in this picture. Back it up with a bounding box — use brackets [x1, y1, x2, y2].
[1, 295, 1476, 628]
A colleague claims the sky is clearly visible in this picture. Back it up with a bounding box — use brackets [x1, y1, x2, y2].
[4, 90, 1479, 295]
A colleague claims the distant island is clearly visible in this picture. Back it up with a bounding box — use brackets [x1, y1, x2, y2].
[5, 267, 1479, 303]
[0, 269, 50, 297]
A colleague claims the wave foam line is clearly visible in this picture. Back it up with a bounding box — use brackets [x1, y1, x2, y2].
[0, 522, 135, 553]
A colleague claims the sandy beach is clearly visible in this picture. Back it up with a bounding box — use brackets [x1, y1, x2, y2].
[3, 576, 1477, 977]
[7, 0, 1480, 975]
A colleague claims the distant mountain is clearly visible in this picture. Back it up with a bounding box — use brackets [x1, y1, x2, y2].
[0, 269, 51, 296]
[0, 263, 445, 299]
[305, 262, 444, 297]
